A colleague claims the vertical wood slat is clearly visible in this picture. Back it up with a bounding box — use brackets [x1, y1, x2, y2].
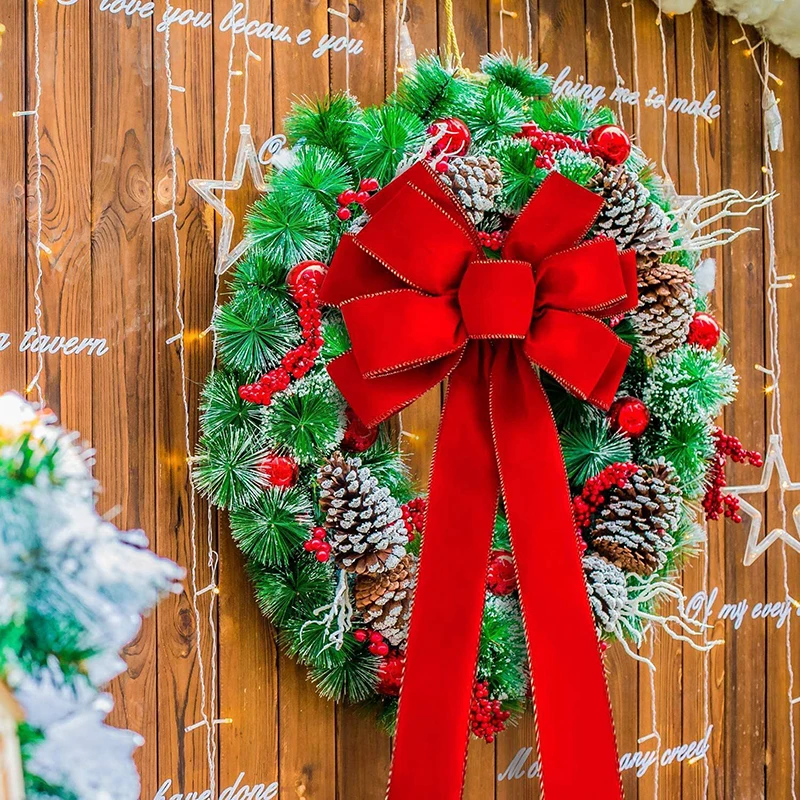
[673, 8, 723, 800]
[719, 18, 768, 800]
[766, 45, 800, 800]
[0, 0, 27, 394]
[210, 0, 281, 794]
[153, 0, 218, 795]
[90, 2, 157, 797]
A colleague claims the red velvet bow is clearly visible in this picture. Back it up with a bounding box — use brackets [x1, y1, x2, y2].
[321, 161, 637, 800]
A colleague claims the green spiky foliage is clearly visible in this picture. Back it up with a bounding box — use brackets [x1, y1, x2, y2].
[271, 146, 352, 211]
[200, 370, 264, 438]
[263, 373, 345, 464]
[478, 596, 528, 701]
[308, 637, 380, 702]
[193, 428, 268, 510]
[542, 373, 600, 431]
[480, 53, 553, 98]
[321, 314, 350, 362]
[230, 487, 313, 567]
[495, 138, 546, 211]
[493, 507, 512, 551]
[392, 55, 473, 122]
[284, 93, 361, 159]
[247, 192, 332, 266]
[554, 149, 601, 187]
[643, 346, 738, 422]
[249, 559, 334, 627]
[213, 294, 298, 376]
[456, 81, 526, 146]
[229, 244, 288, 294]
[561, 417, 634, 485]
[530, 96, 616, 138]
[351, 105, 427, 185]
[640, 418, 715, 498]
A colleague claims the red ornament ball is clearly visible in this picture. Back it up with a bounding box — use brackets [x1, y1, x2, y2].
[588, 124, 632, 166]
[428, 117, 471, 157]
[376, 654, 405, 696]
[286, 260, 327, 292]
[260, 453, 299, 488]
[342, 407, 379, 452]
[608, 397, 651, 438]
[688, 312, 721, 350]
[487, 550, 516, 596]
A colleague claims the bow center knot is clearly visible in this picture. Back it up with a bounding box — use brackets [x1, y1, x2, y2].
[458, 259, 535, 340]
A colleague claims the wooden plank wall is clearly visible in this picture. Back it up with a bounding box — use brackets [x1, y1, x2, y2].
[0, 1, 798, 797]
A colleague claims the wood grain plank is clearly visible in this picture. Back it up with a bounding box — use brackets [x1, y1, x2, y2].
[26, 0, 93, 432]
[673, 8, 723, 800]
[0, 0, 28, 394]
[330, 0, 385, 106]
[764, 44, 800, 800]
[269, 3, 337, 798]
[89, 3, 157, 796]
[210, 1, 281, 794]
[719, 18, 768, 800]
[153, 0, 219, 795]
[584, 9, 640, 799]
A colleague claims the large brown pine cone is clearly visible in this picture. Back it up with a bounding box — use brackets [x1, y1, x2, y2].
[592, 165, 672, 259]
[437, 155, 503, 225]
[354, 553, 417, 647]
[633, 260, 697, 357]
[318, 452, 407, 575]
[585, 461, 681, 577]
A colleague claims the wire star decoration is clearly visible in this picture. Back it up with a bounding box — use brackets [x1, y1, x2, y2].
[727, 434, 800, 566]
[189, 123, 282, 275]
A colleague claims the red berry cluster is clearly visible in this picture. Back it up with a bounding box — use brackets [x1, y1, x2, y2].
[336, 178, 380, 221]
[702, 429, 763, 523]
[469, 680, 511, 743]
[238, 266, 324, 406]
[478, 230, 508, 252]
[376, 653, 405, 696]
[401, 497, 426, 542]
[353, 628, 390, 656]
[572, 462, 640, 530]
[515, 123, 591, 169]
[303, 525, 332, 562]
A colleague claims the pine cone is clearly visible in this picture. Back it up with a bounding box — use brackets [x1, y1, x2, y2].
[592, 165, 672, 258]
[318, 452, 407, 575]
[438, 155, 503, 225]
[633, 260, 697, 357]
[583, 554, 627, 634]
[355, 553, 417, 646]
[585, 461, 681, 577]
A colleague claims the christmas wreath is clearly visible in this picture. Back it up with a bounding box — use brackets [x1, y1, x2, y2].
[194, 55, 760, 797]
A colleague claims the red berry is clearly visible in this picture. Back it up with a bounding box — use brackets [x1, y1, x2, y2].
[315, 549, 330, 562]
[353, 629, 368, 643]
[312, 526, 327, 540]
[337, 207, 352, 221]
[369, 631, 384, 644]
[374, 642, 390, 656]
[355, 190, 370, 205]
[303, 540, 318, 552]
[435, 159, 449, 173]
[360, 178, 380, 192]
[337, 189, 357, 206]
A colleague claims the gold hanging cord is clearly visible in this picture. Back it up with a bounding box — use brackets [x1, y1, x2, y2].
[443, 0, 465, 71]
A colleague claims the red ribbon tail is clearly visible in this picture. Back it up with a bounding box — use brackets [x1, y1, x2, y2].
[490, 343, 623, 800]
[388, 345, 499, 800]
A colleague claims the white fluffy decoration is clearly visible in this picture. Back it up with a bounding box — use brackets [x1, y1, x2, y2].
[653, 0, 800, 57]
[0, 393, 184, 800]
